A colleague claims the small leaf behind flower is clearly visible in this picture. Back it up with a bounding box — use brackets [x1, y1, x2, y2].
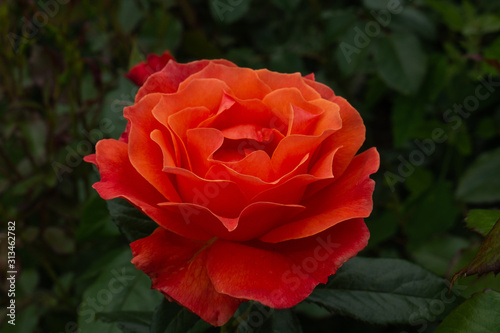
[434, 289, 500, 333]
[306, 257, 464, 325]
[107, 198, 158, 242]
[464, 209, 500, 236]
[151, 298, 211, 333]
[452, 219, 500, 285]
[97, 311, 151, 333]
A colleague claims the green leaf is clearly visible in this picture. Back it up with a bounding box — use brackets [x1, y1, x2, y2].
[366, 211, 398, 248]
[102, 76, 136, 139]
[409, 235, 470, 276]
[465, 209, 500, 236]
[269, 309, 303, 333]
[391, 8, 437, 41]
[452, 220, 500, 283]
[107, 198, 158, 243]
[374, 32, 427, 95]
[324, 10, 356, 42]
[294, 302, 330, 319]
[406, 181, 460, 242]
[456, 148, 500, 203]
[435, 289, 500, 333]
[336, 22, 371, 77]
[405, 167, 434, 199]
[150, 298, 210, 333]
[97, 311, 151, 333]
[391, 95, 425, 147]
[118, 0, 143, 33]
[209, 0, 252, 24]
[77, 249, 163, 333]
[463, 14, 500, 36]
[419, 53, 449, 102]
[425, 0, 463, 31]
[165, 308, 204, 333]
[138, 12, 182, 52]
[307, 257, 463, 325]
[77, 194, 120, 242]
[484, 36, 500, 59]
[150, 299, 181, 333]
[128, 40, 145, 71]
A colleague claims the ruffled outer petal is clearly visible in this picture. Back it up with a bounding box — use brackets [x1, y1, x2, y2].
[130, 228, 241, 326]
[86, 139, 211, 240]
[131, 219, 369, 326]
[206, 219, 369, 308]
[124, 93, 181, 202]
[327, 96, 367, 178]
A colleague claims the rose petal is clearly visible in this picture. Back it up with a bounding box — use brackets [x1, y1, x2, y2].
[303, 73, 315, 80]
[124, 94, 181, 202]
[167, 106, 211, 143]
[220, 150, 274, 182]
[186, 128, 224, 176]
[135, 59, 236, 102]
[89, 139, 210, 240]
[125, 51, 175, 86]
[250, 173, 321, 205]
[150, 129, 177, 168]
[256, 69, 321, 101]
[303, 76, 335, 100]
[216, 202, 306, 241]
[159, 200, 305, 241]
[163, 166, 248, 218]
[180, 62, 272, 100]
[260, 148, 379, 243]
[308, 98, 342, 136]
[204, 151, 311, 200]
[131, 228, 241, 327]
[271, 130, 334, 177]
[220, 202, 306, 241]
[327, 96, 366, 178]
[151, 79, 232, 124]
[159, 202, 237, 234]
[119, 122, 131, 143]
[200, 96, 285, 133]
[206, 219, 369, 308]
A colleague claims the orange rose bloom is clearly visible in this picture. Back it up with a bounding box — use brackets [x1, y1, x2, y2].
[85, 57, 379, 326]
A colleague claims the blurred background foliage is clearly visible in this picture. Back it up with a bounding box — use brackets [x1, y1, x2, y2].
[1, 0, 499, 332]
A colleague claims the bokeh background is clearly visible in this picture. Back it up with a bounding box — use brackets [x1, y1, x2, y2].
[1, 0, 500, 332]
